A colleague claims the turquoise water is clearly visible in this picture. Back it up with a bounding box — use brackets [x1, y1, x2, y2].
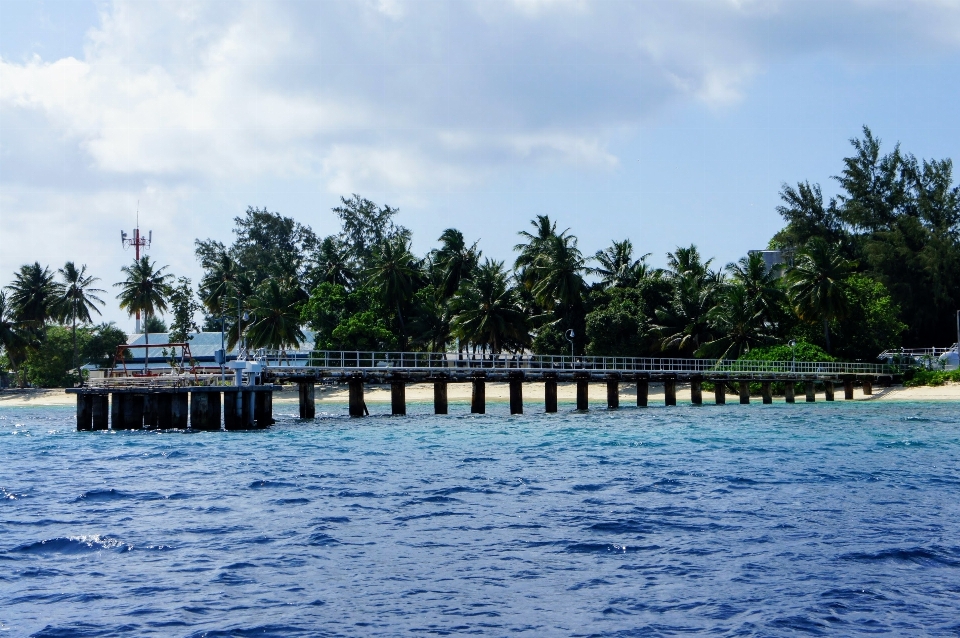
[1, 400, 959, 636]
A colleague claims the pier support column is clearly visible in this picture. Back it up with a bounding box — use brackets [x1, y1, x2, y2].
[143, 394, 158, 428]
[110, 392, 123, 429]
[785, 381, 795, 404]
[805, 381, 816, 402]
[171, 393, 188, 429]
[606, 375, 620, 410]
[433, 381, 448, 415]
[509, 376, 523, 415]
[544, 378, 558, 413]
[862, 379, 873, 395]
[844, 378, 855, 400]
[635, 373, 649, 408]
[223, 390, 238, 429]
[348, 378, 366, 417]
[690, 376, 703, 405]
[664, 376, 677, 407]
[761, 381, 772, 405]
[157, 393, 173, 429]
[739, 381, 750, 405]
[191, 391, 216, 430]
[824, 380, 835, 401]
[92, 394, 108, 430]
[241, 391, 255, 428]
[391, 381, 406, 416]
[124, 394, 144, 430]
[714, 381, 726, 405]
[76, 394, 92, 431]
[471, 376, 486, 414]
[254, 391, 269, 427]
[575, 376, 589, 411]
[298, 382, 315, 419]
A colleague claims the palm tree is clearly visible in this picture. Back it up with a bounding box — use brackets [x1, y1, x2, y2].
[514, 215, 562, 291]
[57, 262, 105, 385]
[433, 228, 481, 300]
[696, 284, 775, 360]
[115, 256, 172, 371]
[245, 277, 307, 351]
[365, 236, 418, 348]
[725, 252, 785, 326]
[591, 239, 652, 289]
[787, 238, 855, 353]
[530, 233, 587, 312]
[0, 293, 31, 388]
[450, 260, 529, 354]
[309, 236, 356, 290]
[199, 251, 239, 316]
[5, 262, 62, 332]
[653, 245, 722, 356]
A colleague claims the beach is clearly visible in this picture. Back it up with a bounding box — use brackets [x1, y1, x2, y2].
[3, 381, 958, 408]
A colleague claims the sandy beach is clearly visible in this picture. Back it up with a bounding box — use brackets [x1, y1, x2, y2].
[2, 381, 958, 408]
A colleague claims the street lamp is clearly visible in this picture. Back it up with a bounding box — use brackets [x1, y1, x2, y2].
[788, 340, 797, 374]
[565, 329, 576, 365]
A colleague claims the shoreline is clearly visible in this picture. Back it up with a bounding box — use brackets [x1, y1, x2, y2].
[2, 381, 958, 408]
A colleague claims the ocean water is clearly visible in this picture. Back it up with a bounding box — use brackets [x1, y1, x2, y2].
[1, 399, 959, 637]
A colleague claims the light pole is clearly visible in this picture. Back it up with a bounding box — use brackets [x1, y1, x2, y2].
[789, 340, 797, 374]
[565, 329, 575, 366]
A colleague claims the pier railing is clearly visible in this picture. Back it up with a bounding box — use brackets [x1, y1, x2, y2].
[256, 350, 893, 376]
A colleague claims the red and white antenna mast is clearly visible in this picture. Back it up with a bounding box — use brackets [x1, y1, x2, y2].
[120, 202, 153, 333]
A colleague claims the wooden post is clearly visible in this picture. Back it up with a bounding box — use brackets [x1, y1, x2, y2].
[544, 376, 558, 413]
[824, 380, 835, 401]
[509, 377, 523, 415]
[391, 381, 406, 416]
[690, 376, 702, 405]
[862, 379, 873, 395]
[143, 394, 158, 428]
[157, 393, 173, 429]
[433, 381, 448, 415]
[805, 380, 816, 402]
[576, 377, 589, 411]
[761, 381, 772, 405]
[844, 378, 855, 400]
[664, 376, 677, 406]
[714, 380, 725, 405]
[606, 376, 619, 410]
[92, 394, 109, 430]
[636, 373, 649, 408]
[739, 380, 750, 405]
[348, 378, 365, 417]
[76, 394, 92, 431]
[785, 381, 795, 404]
[471, 377, 486, 414]
[298, 382, 316, 419]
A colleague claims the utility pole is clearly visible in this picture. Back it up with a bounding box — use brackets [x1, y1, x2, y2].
[121, 205, 152, 333]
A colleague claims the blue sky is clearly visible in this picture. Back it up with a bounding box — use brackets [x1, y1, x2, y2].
[2, 0, 960, 329]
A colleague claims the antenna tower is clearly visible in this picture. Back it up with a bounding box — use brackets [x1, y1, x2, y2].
[120, 202, 153, 334]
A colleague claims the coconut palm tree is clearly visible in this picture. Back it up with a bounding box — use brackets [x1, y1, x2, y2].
[433, 228, 481, 300]
[245, 277, 308, 351]
[309, 236, 356, 290]
[514, 215, 563, 291]
[365, 236, 419, 348]
[0, 293, 31, 387]
[530, 233, 588, 312]
[115, 256, 172, 371]
[726, 252, 785, 326]
[57, 262, 105, 385]
[199, 251, 239, 316]
[787, 238, 855, 353]
[591, 239, 652, 289]
[450, 259, 529, 354]
[653, 245, 722, 356]
[5, 262, 62, 332]
[696, 284, 775, 360]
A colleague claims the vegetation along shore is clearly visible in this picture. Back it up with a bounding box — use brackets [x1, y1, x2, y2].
[1, 127, 958, 390]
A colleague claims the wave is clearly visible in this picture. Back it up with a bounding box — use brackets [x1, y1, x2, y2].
[840, 546, 960, 567]
[10, 535, 132, 555]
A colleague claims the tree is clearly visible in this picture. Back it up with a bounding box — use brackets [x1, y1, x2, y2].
[6, 262, 62, 332]
[332, 194, 409, 273]
[301, 283, 398, 351]
[771, 181, 847, 251]
[829, 274, 906, 361]
[432, 228, 481, 300]
[590, 239, 651, 289]
[0, 292, 31, 387]
[365, 235, 419, 348]
[786, 238, 855, 353]
[408, 285, 451, 352]
[725, 252, 786, 329]
[585, 288, 648, 356]
[82, 323, 129, 370]
[198, 250, 239, 317]
[115, 256, 172, 370]
[245, 278, 308, 350]
[230, 207, 316, 284]
[168, 277, 201, 343]
[306, 236, 356, 290]
[450, 259, 529, 354]
[57, 262, 105, 384]
[696, 284, 775, 360]
[652, 245, 721, 356]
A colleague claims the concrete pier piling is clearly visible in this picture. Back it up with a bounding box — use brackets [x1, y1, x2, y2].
[575, 374, 589, 411]
[785, 381, 796, 403]
[348, 377, 365, 417]
[635, 373, 649, 407]
[664, 375, 677, 407]
[91, 394, 109, 430]
[606, 375, 620, 410]
[862, 379, 873, 395]
[77, 394, 92, 431]
[739, 381, 750, 405]
[298, 382, 315, 419]
[714, 381, 726, 405]
[433, 380, 448, 415]
[509, 374, 523, 415]
[391, 380, 406, 416]
[804, 381, 816, 403]
[690, 376, 703, 405]
[471, 375, 486, 414]
[844, 377, 855, 400]
[761, 381, 772, 405]
[824, 380, 835, 401]
[544, 375, 558, 413]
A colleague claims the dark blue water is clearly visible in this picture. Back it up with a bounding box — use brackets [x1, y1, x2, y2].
[2, 399, 960, 637]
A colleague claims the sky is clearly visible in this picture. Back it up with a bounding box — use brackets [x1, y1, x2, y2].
[2, 0, 960, 331]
